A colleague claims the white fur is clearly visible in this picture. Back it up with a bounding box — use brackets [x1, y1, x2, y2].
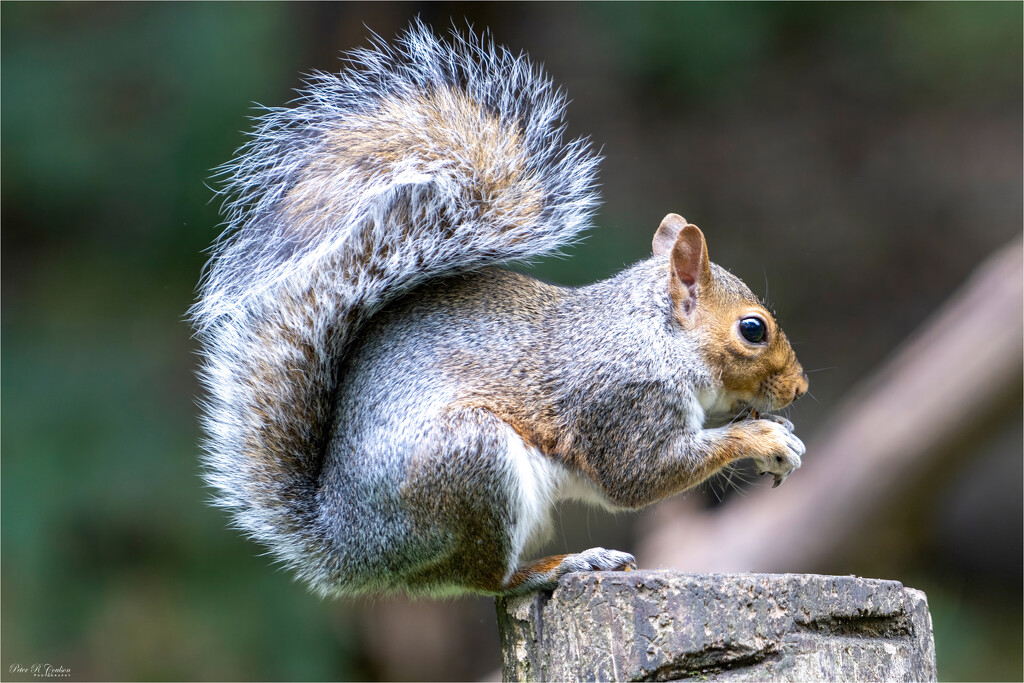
[503, 427, 616, 578]
[505, 430, 564, 565]
[697, 386, 740, 426]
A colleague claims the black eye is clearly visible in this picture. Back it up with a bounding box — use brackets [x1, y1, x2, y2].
[739, 317, 767, 344]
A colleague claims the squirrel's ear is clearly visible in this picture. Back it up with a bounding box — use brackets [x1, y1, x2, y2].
[652, 214, 688, 256]
[668, 222, 711, 319]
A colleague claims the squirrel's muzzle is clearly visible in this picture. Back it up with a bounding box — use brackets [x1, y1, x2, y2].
[793, 372, 809, 401]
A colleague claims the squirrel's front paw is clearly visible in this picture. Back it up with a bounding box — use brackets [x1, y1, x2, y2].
[749, 418, 804, 488]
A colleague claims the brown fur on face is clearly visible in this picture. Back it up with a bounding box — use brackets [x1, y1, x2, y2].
[697, 300, 807, 413]
[654, 214, 808, 414]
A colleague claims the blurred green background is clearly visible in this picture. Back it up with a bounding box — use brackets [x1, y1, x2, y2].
[2, 3, 1020, 681]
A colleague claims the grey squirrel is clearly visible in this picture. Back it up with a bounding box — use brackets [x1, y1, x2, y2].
[192, 22, 808, 598]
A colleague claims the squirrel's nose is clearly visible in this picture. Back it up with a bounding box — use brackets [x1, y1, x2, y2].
[793, 373, 809, 401]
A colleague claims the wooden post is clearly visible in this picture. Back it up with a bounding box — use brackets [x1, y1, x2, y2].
[496, 570, 937, 682]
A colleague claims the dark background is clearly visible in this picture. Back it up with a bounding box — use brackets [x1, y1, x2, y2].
[2, 3, 1021, 680]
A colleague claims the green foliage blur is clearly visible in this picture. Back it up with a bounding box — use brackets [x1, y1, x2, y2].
[2, 3, 1020, 681]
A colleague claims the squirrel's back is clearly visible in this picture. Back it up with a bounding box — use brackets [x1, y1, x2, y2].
[191, 22, 600, 595]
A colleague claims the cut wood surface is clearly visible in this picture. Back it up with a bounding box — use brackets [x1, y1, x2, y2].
[497, 570, 937, 682]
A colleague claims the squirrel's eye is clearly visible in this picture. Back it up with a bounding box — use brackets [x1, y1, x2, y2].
[739, 316, 767, 344]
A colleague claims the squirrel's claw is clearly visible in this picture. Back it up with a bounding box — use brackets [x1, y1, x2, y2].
[759, 470, 787, 487]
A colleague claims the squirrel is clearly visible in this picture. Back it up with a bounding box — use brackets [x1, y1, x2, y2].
[192, 21, 808, 599]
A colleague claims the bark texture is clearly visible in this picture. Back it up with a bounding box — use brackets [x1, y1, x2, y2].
[496, 570, 936, 682]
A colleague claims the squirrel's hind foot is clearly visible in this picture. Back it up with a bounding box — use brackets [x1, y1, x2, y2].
[559, 547, 637, 575]
[503, 547, 636, 595]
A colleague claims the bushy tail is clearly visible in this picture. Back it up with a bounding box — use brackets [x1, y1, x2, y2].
[190, 21, 600, 590]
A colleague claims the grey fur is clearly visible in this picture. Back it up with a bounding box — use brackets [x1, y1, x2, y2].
[192, 22, 599, 596]
[192, 22, 805, 598]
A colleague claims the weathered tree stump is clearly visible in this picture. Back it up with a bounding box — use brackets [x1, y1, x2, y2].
[496, 570, 937, 682]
